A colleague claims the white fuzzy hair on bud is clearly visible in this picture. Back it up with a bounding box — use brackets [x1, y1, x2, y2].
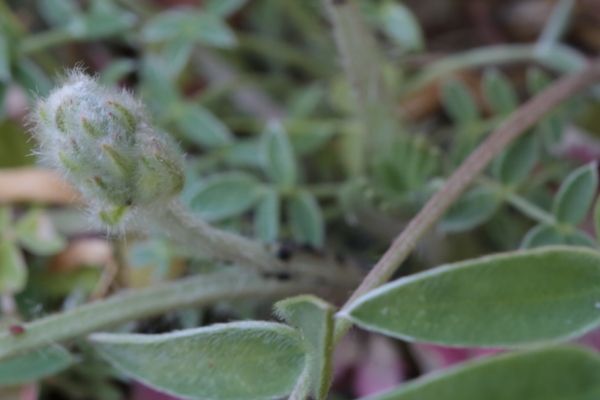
[32, 70, 184, 227]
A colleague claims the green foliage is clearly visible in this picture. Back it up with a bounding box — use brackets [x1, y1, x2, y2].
[378, 2, 424, 52]
[0, 239, 26, 294]
[536, 0, 575, 54]
[492, 134, 538, 187]
[522, 224, 596, 249]
[90, 322, 306, 400]
[0, 31, 10, 82]
[254, 188, 280, 243]
[0, 346, 74, 387]
[441, 80, 479, 126]
[142, 9, 236, 48]
[262, 122, 298, 190]
[527, 68, 566, 147]
[175, 104, 234, 148]
[288, 191, 324, 247]
[482, 69, 518, 115]
[15, 208, 66, 256]
[440, 186, 501, 233]
[190, 173, 263, 222]
[127, 238, 172, 278]
[205, 0, 249, 17]
[35, 0, 78, 26]
[343, 247, 600, 347]
[374, 135, 440, 197]
[67, 0, 135, 40]
[35, 0, 134, 40]
[552, 163, 598, 225]
[4, 1, 600, 399]
[276, 295, 335, 400]
[365, 347, 600, 400]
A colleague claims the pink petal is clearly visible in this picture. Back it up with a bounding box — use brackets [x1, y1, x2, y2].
[131, 382, 183, 400]
[354, 335, 405, 397]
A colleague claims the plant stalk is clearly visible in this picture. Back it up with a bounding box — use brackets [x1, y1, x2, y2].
[335, 57, 600, 340]
[0, 270, 313, 361]
[405, 44, 591, 95]
[148, 202, 361, 289]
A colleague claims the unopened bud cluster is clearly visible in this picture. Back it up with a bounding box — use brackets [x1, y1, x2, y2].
[33, 71, 184, 226]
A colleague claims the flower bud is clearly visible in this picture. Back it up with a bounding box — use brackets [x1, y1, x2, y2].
[32, 71, 184, 227]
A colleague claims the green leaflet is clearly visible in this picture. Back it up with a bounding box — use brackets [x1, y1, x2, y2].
[526, 67, 565, 148]
[142, 9, 236, 48]
[190, 173, 263, 222]
[262, 122, 298, 190]
[364, 346, 600, 400]
[289, 85, 325, 118]
[287, 191, 324, 247]
[342, 247, 600, 347]
[0, 30, 10, 82]
[440, 186, 501, 233]
[521, 224, 596, 249]
[139, 56, 179, 120]
[0, 346, 74, 386]
[223, 140, 263, 168]
[552, 163, 598, 225]
[482, 69, 518, 115]
[276, 295, 334, 400]
[492, 134, 538, 186]
[35, 0, 79, 27]
[440, 79, 478, 126]
[99, 58, 136, 86]
[0, 240, 26, 294]
[175, 104, 233, 149]
[254, 189, 280, 243]
[67, 0, 135, 40]
[90, 321, 307, 400]
[379, 2, 424, 52]
[374, 135, 439, 195]
[157, 39, 194, 79]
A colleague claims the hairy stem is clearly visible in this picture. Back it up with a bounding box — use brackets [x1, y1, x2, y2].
[322, 0, 400, 175]
[147, 201, 361, 288]
[0, 270, 312, 361]
[336, 57, 600, 339]
[322, 0, 385, 110]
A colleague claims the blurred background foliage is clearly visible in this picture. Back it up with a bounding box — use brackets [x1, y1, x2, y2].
[1, 0, 600, 398]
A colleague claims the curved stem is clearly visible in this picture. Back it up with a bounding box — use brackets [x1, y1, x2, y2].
[147, 201, 361, 288]
[335, 57, 600, 340]
[0, 270, 312, 361]
[405, 44, 590, 95]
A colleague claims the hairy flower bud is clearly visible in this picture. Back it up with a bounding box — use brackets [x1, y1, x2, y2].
[33, 71, 184, 226]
